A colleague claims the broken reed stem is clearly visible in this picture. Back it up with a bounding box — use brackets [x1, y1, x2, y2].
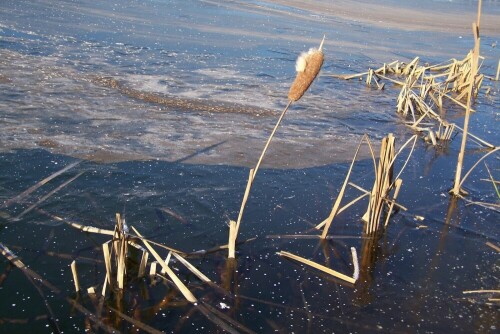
[319, 135, 368, 238]
[484, 163, 500, 199]
[131, 226, 197, 303]
[70, 260, 80, 292]
[114, 214, 127, 290]
[149, 262, 157, 277]
[384, 179, 403, 228]
[349, 181, 408, 211]
[453, 124, 494, 148]
[102, 241, 113, 290]
[138, 249, 149, 278]
[314, 192, 370, 230]
[228, 220, 237, 259]
[34, 209, 115, 235]
[458, 146, 500, 190]
[101, 273, 109, 297]
[128, 234, 186, 255]
[235, 169, 255, 235]
[0, 243, 61, 294]
[390, 135, 418, 184]
[277, 251, 356, 284]
[486, 242, 500, 252]
[441, 93, 468, 110]
[463, 289, 499, 295]
[170, 251, 211, 283]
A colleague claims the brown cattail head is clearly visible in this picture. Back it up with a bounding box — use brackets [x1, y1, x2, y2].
[288, 36, 325, 102]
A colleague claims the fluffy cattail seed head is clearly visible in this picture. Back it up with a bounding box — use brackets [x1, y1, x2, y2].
[288, 36, 325, 102]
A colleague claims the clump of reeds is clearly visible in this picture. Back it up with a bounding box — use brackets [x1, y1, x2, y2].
[274, 133, 414, 285]
[316, 134, 414, 237]
[228, 36, 325, 258]
[362, 134, 395, 234]
[329, 49, 495, 152]
[327, 1, 498, 201]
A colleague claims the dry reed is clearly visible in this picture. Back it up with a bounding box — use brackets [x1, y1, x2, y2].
[277, 133, 413, 289]
[328, 29, 495, 154]
[0, 243, 61, 294]
[483, 163, 500, 199]
[317, 134, 371, 238]
[131, 226, 197, 303]
[228, 36, 325, 258]
[114, 213, 128, 290]
[70, 260, 80, 292]
[102, 241, 113, 290]
[451, 20, 482, 196]
[277, 251, 357, 284]
[486, 242, 500, 253]
[327, 0, 497, 203]
[363, 134, 395, 234]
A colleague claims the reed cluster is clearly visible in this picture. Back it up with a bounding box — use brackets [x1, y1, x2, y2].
[329, 1, 497, 200]
[275, 133, 415, 286]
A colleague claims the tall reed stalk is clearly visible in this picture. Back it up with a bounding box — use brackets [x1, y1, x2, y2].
[228, 36, 325, 258]
[451, 1, 482, 196]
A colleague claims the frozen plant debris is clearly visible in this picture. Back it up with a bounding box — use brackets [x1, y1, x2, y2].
[218, 302, 230, 310]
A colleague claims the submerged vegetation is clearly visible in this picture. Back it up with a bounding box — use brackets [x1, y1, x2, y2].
[0, 1, 499, 333]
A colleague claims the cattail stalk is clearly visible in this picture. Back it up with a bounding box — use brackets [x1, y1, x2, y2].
[228, 36, 325, 258]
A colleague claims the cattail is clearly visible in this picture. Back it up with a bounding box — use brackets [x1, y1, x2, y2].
[228, 36, 326, 259]
[288, 36, 325, 101]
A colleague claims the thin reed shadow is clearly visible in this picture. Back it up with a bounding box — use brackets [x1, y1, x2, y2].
[173, 140, 227, 164]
